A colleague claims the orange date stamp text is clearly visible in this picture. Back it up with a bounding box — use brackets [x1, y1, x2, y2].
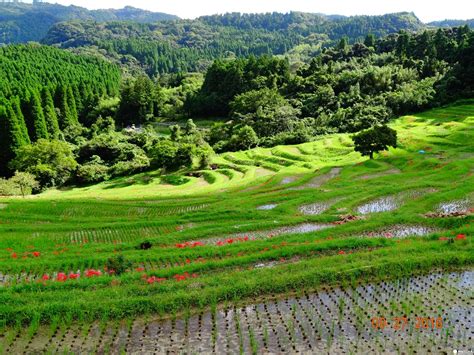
[371, 317, 443, 331]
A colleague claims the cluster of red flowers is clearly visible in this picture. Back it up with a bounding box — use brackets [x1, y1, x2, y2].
[439, 234, 467, 241]
[175, 241, 204, 249]
[141, 272, 198, 284]
[40, 269, 100, 283]
[173, 272, 198, 281]
[57, 273, 68, 282]
[85, 269, 102, 277]
[145, 276, 167, 284]
[215, 236, 249, 246]
[10, 250, 41, 259]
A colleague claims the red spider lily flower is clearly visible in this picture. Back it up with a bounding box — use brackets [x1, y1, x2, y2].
[173, 272, 192, 281]
[56, 273, 68, 282]
[176, 243, 185, 248]
[243, 236, 249, 241]
[438, 236, 449, 241]
[147, 276, 157, 284]
[192, 241, 204, 247]
[456, 234, 466, 240]
[226, 239, 234, 244]
[216, 241, 225, 246]
[42, 274, 50, 281]
[147, 276, 167, 284]
[11, 253, 17, 259]
[338, 250, 346, 255]
[68, 273, 80, 279]
[191, 273, 198, 278]
[135, 267, 145, 272]
[32, 251, 41, 257]
[185, 259, 191, 264]
[85, 269, 102, 277]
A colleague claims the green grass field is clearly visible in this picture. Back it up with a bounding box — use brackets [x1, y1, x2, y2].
[0, 101, 473, 352]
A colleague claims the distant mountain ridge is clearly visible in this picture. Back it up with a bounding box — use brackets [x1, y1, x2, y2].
[0, 2, 178, 43]
[428, 19, 474, 28]
[40, 11, 425, 75]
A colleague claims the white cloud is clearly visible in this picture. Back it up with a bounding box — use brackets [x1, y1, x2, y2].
[47, 0, 474, 22]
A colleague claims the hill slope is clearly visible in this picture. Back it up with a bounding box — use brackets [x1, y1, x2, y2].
[0, 3, 178, 43]
[42, 12, 425, 75]
[35, 100, 474, 199]
[0, 103, 472, 353]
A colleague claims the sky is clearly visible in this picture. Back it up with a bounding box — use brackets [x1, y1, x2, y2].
[45, 0, 474, 23]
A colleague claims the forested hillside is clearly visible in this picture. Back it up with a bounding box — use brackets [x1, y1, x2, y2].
[42, 12, 425, 76]
[0, 2, 178, 43]
[0, 19, 473, 195]
[185, 26, 474, 150]
[0, 44, 121, 176]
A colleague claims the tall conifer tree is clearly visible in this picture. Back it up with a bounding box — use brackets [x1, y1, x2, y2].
[41, 88, 60, 139]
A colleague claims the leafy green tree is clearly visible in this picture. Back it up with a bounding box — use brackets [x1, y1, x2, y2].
[230, 88, 287, 117]
[76, 156, 110, 184]
[337, 37, 349, 52]
[150, 140, 179, 170]
[352, 125, 397, 159]
[10, 171, 39, 197]
[170, 125, 182, 142]
[364, 34, 376, 48]
[117, 76, 160, 126]
[184, 119, 198, 136]
[229, 125, 259, 151]
[10, 139, 78, 188]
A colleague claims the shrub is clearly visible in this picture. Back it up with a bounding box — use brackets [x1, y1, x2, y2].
[150, 140, 179, 169]
[9, 171, 39, 197]
[0, 178, 19, 196]
[228, 126, 259, 151]
[76, 157, 110, 184]
[161, 175, 190, 185]
[105, 255, 131, 276]
[10, 139, 77, 188]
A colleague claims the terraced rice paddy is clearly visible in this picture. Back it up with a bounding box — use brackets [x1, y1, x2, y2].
[1, 270, 472, 353]
[0, 102, 473, 352]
